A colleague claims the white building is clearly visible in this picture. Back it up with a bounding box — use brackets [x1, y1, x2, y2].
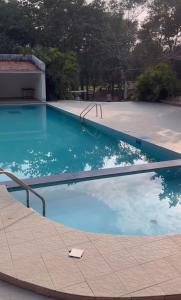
[0, 54, 46, 102]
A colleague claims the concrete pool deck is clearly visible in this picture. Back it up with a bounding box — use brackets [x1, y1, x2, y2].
[49, 100, 181, 154]
[0, 100, 181, 299]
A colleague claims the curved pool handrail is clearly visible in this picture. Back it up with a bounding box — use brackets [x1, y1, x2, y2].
[0, 170, 46, 216]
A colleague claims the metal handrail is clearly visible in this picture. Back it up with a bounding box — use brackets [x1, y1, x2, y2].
[82, 103, 97, 119]
[80, 103, 103, 121]
[98, 104, 103, 119]
[80, 103, 95, 119]
[0, 170, 46, 216]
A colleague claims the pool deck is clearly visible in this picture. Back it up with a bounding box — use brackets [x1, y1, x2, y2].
[2, 185, 181, 300]
[0, 101, 181, 299]
[49, 100, 181, 154]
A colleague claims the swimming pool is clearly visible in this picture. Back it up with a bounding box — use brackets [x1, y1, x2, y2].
[1, 103, 181, 236]
[12, 167, 181, 236]
[0, 104, 180, 182]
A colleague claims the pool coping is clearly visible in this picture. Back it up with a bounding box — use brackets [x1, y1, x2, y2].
[5, 159, 181, 191]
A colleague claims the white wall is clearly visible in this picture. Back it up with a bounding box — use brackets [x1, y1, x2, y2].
[0, 73, 46, 101]
[34, 73, 46, 101]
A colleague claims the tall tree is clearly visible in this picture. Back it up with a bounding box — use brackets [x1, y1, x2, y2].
[141, 0, 181, 53]
[0, 0, 36, 53]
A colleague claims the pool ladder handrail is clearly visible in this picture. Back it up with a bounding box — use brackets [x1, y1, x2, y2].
[80, 103, 103, 121]
[0, 170, 46, 217]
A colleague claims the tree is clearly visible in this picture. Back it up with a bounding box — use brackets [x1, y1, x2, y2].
[35, 47, 79, 100]
[131, 24, 163, 69]
[141, 0, 181, 53]
[0, 0, 36, 53]
[0, 0, 180, 100]
[79, 0, 140, 98]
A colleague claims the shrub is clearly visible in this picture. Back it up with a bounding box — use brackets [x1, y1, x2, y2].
[134, 63, 178, 102]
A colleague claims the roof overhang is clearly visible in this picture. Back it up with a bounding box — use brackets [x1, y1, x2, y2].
[0, 71, 43, 74]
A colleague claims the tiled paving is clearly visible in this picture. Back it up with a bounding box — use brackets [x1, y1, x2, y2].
[1, 185, 181, 299]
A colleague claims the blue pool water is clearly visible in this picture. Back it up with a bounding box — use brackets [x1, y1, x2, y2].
[12, 167, 181, 236]
[0, 104, 179, 181]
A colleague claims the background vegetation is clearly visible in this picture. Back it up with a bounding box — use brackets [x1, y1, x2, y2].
[0, 0, 181, 100]
[135, 63, 179, 101]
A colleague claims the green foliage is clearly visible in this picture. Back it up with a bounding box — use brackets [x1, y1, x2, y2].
[36, 48, 79, 100]
[0, 0, 181, 98]
[134, 63, 178, 101]
[146, 0, 181, 52]
[0, 0, 143, 98]
[21, 47, 79, 100]
[0, 0, 35, 53]
[131, 0, 181, 70]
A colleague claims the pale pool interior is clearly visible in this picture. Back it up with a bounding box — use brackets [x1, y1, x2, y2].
[12, 167, 181, 236]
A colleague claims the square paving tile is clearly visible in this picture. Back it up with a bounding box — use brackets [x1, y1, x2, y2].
[60, 230, 89, 246]
[61, 282, 94, 297]
[88, 273, 127, 297]
[5, 229, 34, 246]
[76, 255, 112, 280]
[13, 256, 54, 289]
[130, 285, 164, 299]
[0, 231, 8, 247]
[116, 265, 155, 293]
[42, 249, 77, 271]
[9, 240, 40, 260]
[157, 276, 181, 296]
[0, 245, 12, 264]
[35, 234, 65, 254]
[101, 250, 138, 272]
[47, 265, 85, 289]
[141, 258, 179, 285]
[3, 212, 37, 233]
[129, 238, 181, 264]
[165, 254, 181, 274]
[93, 238, 128, 257]
[0, 260, 16, 277]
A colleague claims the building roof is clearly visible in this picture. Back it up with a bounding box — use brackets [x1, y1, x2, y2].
[0, 61, 39, 72]
[0, 54, 45, 73]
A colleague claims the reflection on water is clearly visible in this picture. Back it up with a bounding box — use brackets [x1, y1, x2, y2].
[12, 167, 181, 236]
[0, 105, 179, 181]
